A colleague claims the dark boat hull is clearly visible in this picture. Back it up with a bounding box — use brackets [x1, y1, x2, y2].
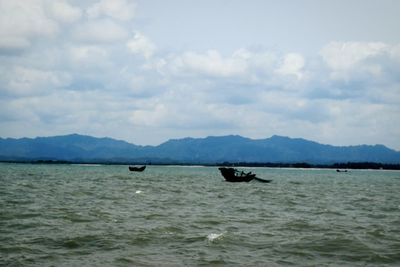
[129, 166, 146, 172]
[218, 167, 256, 182]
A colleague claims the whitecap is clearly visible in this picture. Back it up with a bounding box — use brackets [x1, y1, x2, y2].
[135, 190, 142, 194]
[207, 232, 224, 242]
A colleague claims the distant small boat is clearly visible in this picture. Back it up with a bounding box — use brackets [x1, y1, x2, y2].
[336, 169, 348, 173]
[218, 167, 271, 183]
[129, 166, 146, 172]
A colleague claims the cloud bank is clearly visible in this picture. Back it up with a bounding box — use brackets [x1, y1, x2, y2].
[0, 0, 399, 150]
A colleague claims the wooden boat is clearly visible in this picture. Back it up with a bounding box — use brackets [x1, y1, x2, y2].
[218, 167, 271, 183]
[129, 166, 146, 172]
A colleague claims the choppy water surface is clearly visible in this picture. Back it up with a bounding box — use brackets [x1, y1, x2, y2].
[1, 163, 400, 266]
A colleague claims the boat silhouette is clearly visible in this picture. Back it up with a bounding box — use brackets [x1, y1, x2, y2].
[129, 166, 146, 172]
[218, 167, 271, 183]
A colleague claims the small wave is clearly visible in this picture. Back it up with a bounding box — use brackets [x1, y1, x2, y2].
[58, 235, 118, 251]
[135, 190, 142, 194]
[106, 174, 131, 180]
[62, 212, 95, 223]
[207, 232, 225, 242]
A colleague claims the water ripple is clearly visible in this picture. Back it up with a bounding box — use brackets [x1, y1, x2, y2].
[1, 164, 400, 266]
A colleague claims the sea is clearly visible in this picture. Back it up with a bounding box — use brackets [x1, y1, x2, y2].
[1, 163, 400, 266]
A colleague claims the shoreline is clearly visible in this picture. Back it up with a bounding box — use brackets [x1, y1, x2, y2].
[1, 160, 400, 170]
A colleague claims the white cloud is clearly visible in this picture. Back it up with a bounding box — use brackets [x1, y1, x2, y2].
[87, 0, 136, 21]
[0, 0, 59, 50]
[46, 0, 82, 24]
[233, 49, 277, 74]
[169, 50, 248, 77]
[153, 49, 301, 88]
[276, 53, 305, 79]
[0, 37, 31, 51]
[320, 42, 389, 80]
[321, 42, 387, 71]
[0, 0, 398, 150]
[389, 44, 400, 62]
[129, 94, 237, 131]
[157, 48, 274, 82]
[126, 32, 156, 58]
[4, 67, 71, 97]
[69, 45, 108, 64]
[73, 19, 129, 43]
[315, 42, 400, 107]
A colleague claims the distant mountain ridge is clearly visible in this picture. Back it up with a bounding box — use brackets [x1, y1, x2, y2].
[1, 133, 399, 164]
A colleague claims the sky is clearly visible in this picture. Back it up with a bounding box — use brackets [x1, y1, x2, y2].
[0, 0, 399, 150]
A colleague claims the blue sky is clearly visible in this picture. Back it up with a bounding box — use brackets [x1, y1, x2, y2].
[0, 0, 399, 149]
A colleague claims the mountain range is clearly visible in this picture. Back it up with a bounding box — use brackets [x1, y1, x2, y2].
[1, 134, 399, 164]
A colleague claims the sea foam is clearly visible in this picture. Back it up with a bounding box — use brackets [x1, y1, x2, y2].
[207, 232, 225, 242]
